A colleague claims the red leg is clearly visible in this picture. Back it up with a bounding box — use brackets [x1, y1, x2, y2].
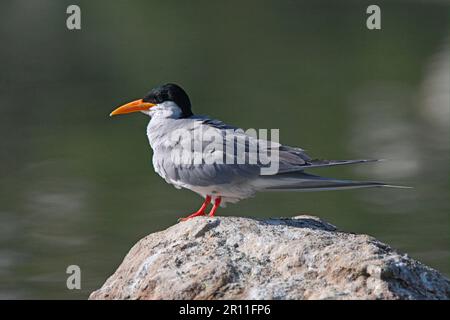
[178, 195, 211, 222]
[208, 197, 222, 217]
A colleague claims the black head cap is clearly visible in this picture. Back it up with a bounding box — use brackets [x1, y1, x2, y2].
[142, 83, 193, 118]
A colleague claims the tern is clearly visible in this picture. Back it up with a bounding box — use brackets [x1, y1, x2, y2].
[110, 83, 404, 221]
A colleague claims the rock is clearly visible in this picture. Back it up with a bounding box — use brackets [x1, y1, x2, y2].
[89, 215, 450, 300]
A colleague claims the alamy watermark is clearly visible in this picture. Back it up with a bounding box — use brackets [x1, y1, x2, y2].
[366, 5, 381, 30]
[66, 265, 81, 290]
[66, 4, 381, 32]
[163, 127, 280, 175]
[66, 5, 81, 30]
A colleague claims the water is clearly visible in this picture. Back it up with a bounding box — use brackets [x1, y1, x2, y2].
[0, 0, 449, 299]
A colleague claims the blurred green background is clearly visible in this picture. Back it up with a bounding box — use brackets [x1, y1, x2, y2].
[0, 0, 449, 299]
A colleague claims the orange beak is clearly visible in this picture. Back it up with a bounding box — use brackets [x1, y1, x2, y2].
[110, 99, 156, 116]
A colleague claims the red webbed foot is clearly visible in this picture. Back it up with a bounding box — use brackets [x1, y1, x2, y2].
[178, 195, 211, 222]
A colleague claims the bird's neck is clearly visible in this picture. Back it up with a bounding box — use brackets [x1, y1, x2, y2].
[146, 116, 181, 150]
[147, 101, 184, 119]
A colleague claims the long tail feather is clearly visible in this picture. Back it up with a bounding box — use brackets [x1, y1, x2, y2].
[301, 159, 382, 170]
[257, 171, 409, 192]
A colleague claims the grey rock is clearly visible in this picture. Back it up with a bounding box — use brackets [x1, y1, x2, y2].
[89, 215, 450, 300]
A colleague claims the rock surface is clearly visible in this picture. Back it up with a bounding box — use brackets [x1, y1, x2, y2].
[90, 215, 450, 300]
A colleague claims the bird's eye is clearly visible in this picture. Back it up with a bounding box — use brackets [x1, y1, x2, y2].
[143, 93, 155, 103]
[157, 93, 169, 103]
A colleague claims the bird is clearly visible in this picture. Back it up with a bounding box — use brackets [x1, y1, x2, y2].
[110, 83, 406, 221]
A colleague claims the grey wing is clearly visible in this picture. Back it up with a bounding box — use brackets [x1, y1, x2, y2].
[154, 116, 377, 187]
[275, 145, 379, 173]
[194, 116, 315, 174]
[276, 145, 312, 173]
[154, 117, 261, 187]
